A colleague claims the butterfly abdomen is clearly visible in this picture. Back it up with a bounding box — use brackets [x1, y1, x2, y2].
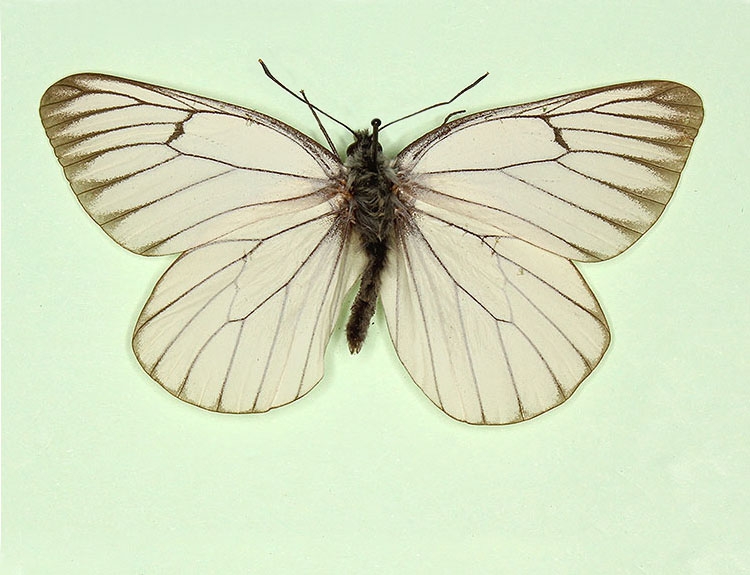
[344, 129, 399, 353]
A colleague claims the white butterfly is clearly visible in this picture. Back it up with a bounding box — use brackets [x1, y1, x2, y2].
[39, 70, 703, 424]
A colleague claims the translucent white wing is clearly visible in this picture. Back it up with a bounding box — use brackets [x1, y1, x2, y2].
[382, 213, 608, 424]
[395, 81, 703, 262]
[133, 202, 365, 412]
[39, 73, 342, 255]
[384, 81, 703, 424]
[40, 73, 365, 412]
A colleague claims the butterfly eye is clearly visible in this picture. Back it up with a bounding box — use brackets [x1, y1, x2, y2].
[345, 132, 376, 157]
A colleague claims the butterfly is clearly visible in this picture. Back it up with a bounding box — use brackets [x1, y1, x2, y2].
[39, 68, 703, 424]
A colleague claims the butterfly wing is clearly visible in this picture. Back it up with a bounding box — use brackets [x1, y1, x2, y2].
[132, 204, 364, 412]
[384, 81, 703, 424]
[39, 73, 342, 255]
[40, 73, 365, 412]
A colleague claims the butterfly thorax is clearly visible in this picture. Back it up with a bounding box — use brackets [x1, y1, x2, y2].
[345, 129, 398, 243]
[344, 124, 399, 354]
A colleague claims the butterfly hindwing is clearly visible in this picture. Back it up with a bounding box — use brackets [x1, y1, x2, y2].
[381, 210, 609, 424]
[133, 203, 365, 412]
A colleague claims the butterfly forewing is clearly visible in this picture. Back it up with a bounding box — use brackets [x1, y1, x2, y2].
[39, 74, 341, 255]
[394, 81, 703, 261]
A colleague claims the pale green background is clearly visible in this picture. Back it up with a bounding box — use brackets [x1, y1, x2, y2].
[2, 0, 749, 573]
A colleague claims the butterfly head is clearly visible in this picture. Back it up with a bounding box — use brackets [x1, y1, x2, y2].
[345, 118, 384, 168]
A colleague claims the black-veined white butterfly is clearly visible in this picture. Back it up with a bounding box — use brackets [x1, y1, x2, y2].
[39, 67, 703, 424]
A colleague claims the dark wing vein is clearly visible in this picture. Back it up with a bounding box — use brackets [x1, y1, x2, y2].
[411, 182, 602, 260]
[454, 282, 487, 422]
[397, 233, 445, 411]
[415, 211, 600, 375]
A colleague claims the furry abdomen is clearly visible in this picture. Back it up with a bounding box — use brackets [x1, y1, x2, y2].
[345, 145, 398, 353]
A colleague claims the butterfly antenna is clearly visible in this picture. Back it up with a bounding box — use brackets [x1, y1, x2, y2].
[442, 109, 466, 125]
[380, 72, 489, 130]
[370, 118, 382, 165]
[259, 59, 355, 137]
[300, 90, 338, 156]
